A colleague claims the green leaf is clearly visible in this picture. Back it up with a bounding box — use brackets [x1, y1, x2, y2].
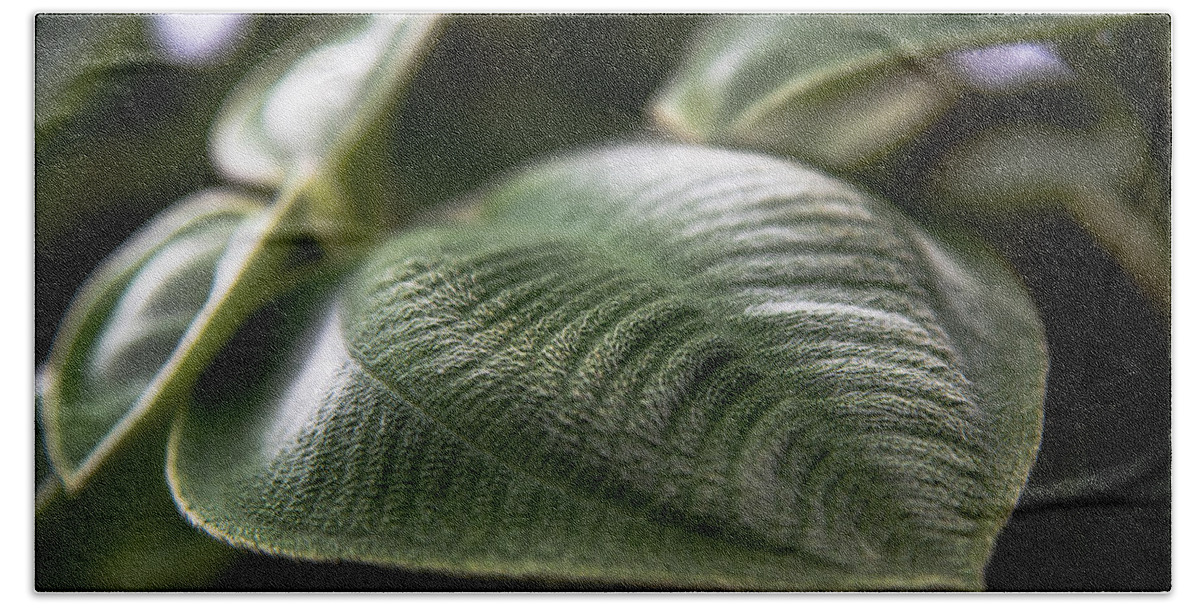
[651, 14, 1127, 170]
[44, 170, 381, 494]
[41, 189, 266, 481]
[210, 14, 443, 194]
[169, 144, 1045, 590]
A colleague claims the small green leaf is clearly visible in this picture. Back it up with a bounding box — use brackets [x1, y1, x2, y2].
[651, 14, 1127, 170]
[210, 14, 443, 191]
[169, 144, 1045, 590]
[45, 172, 382, 494]
[41, 189, 266, 480]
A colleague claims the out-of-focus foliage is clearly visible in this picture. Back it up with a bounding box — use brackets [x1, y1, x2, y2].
[652, 14, 1121, 169]
[36, 417, 236, 590]
[41, 190, 264, 479]
[210, 14, 443, 217]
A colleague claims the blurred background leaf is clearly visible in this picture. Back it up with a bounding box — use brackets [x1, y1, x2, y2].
[651, 14, 1120, 170]
[209, 14, 444, 229]
[36, 15, 347, 363]
[40, 191, 263, 478]
[35, 15, 157, 132]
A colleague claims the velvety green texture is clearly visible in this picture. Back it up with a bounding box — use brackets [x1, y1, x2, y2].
[169, 144, 1045, 590]
[41, 190, 264, 476]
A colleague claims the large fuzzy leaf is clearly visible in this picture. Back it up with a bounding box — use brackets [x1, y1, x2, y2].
[41, 190, 265, 479]
[169, 144, 1045, 590]
[651, 14, 1125, 170]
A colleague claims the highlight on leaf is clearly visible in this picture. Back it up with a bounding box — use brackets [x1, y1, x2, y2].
[40, 190, 266, 481]
[210, 14, 444, 189]
[168, 143, 1046, 590]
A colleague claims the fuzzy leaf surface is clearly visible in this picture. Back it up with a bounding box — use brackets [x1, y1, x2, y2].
[170, 144, 1045, 590]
